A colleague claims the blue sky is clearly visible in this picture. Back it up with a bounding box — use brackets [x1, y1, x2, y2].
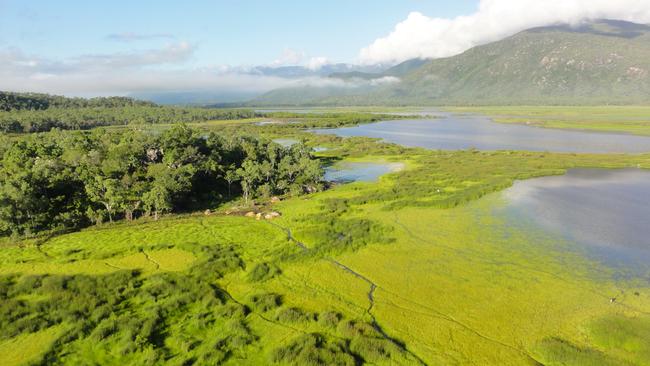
[1, 0, 648, 97]
[0, 0, 477, 67]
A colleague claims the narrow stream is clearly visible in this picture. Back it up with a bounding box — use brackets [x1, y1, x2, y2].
[266, 221, 427, 365]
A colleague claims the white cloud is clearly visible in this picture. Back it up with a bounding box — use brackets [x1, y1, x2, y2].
[0, 65, 295, 97]
[270, 48, 333, 70]
[73, 41, 195, 70]
[0, 45, 294, 96]
[283, 75, 401, 90]
[306, 56, 329, 70]
[271, 48, 306, 66]
[359, 0, 650, 65]
[0, 43, 347, 97]
[370, 76, 400, 86]
[0, 42, 195, 76]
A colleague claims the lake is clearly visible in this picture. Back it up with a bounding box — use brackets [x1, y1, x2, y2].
[311, 113, 650, 153]
[502, 168, 650, 268]
[272, 138, 299, 147]
[324, 162, 404, 183]
[310, 112, 650, 268]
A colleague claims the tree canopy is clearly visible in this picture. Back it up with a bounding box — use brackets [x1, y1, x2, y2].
[0, 125, 323, 237]
[0, 91, 261, 133]
[0, 91, 156, 111]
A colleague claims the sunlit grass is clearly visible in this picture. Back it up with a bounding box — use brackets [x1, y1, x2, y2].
[2, 138, 650, 364]
[447, 106, 650, 135]
[0, 325, 67, 366]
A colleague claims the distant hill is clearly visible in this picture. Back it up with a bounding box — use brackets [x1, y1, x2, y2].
[250, 83, 378, 107]
[0, 91, 156, 111]
[253, 19, 650, 106]
[130, 64, 386, 105]
[130, 91, 260, 106]
[253, 58, 429, 106]
[250, 63, 384, 78]
[328, 58, 430, 80]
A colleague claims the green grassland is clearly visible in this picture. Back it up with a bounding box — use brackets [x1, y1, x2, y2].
[446, 106, 650, 135]
[2, 113, 650, 365]
[254, 106, 429, 114]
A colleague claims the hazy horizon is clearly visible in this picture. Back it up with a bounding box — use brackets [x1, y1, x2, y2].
[2, 0, 650, 100]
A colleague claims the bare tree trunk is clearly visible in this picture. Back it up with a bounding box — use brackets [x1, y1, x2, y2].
[125, 201, 141, 221]
[102, 202, 113, 223]
[242, 182, 249, 204]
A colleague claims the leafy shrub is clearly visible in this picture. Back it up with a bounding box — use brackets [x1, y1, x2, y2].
[190, 245, 244, 278]
[271, 333, 357, 366]
[249, 293, 282, 312]
[318, 311, 343, 329]
[0, 241, 264, 365]
[337, 320, 379, 339]
[247, 262, 282, 282]
[215, 303, 249, 318]
[275, 307, 316, 323]
[349, 336, 399, 363]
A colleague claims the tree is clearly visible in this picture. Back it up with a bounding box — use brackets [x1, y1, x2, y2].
[119, 173, 149, 221]
[0, 124, 324, 236]
[224, 165, 238, 198]
[0, 136, 87, 235]
[236, 159, 261, 204]
[143, 164, 193, 220]
[84, 176, 120, 223]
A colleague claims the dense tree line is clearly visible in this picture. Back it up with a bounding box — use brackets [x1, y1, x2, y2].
[0, 91, 156, 111]
[0, 91, 262, 133]
[0, 125, 323, 236]
[0, 106, 261, 133]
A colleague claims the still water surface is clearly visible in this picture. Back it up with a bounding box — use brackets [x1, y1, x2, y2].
[307, 112, 650, 268]
[324, 162, 404, 183]
[502, 168, 650, 268]
[312, 114, 650, 153]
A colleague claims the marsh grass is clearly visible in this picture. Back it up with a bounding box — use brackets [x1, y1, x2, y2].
[2, 112, 650, 364]
[447, 106, 650, 135]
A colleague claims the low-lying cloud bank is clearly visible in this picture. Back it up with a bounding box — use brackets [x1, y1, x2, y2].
[0, 43, 301, 98]
[359, 0, 650, 65]
[0, 42, 364, 99]
[0, 42, 387, 100]
[5, 0, 650, 99]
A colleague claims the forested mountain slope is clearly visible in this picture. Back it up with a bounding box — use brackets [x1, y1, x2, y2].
[254, 20, 650, 106]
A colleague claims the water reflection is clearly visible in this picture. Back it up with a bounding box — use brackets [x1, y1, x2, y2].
[503, 168, 650, 268]
[272, 138, 299, 147]
[324, 162, 404, 183]
[312, 114, 650, 153]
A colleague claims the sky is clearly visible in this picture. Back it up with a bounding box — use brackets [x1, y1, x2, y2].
[1, 0, 650, 98]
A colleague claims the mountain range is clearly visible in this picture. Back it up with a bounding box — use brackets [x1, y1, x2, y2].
[131, 64, 385, 105]
[253, 19, 650, 106]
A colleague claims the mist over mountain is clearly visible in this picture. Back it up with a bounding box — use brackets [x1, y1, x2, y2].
[253, 19, 650, 106]
[130, 64, 387, 105]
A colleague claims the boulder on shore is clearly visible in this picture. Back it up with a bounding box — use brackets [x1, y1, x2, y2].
[264, 211, 281, 220]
